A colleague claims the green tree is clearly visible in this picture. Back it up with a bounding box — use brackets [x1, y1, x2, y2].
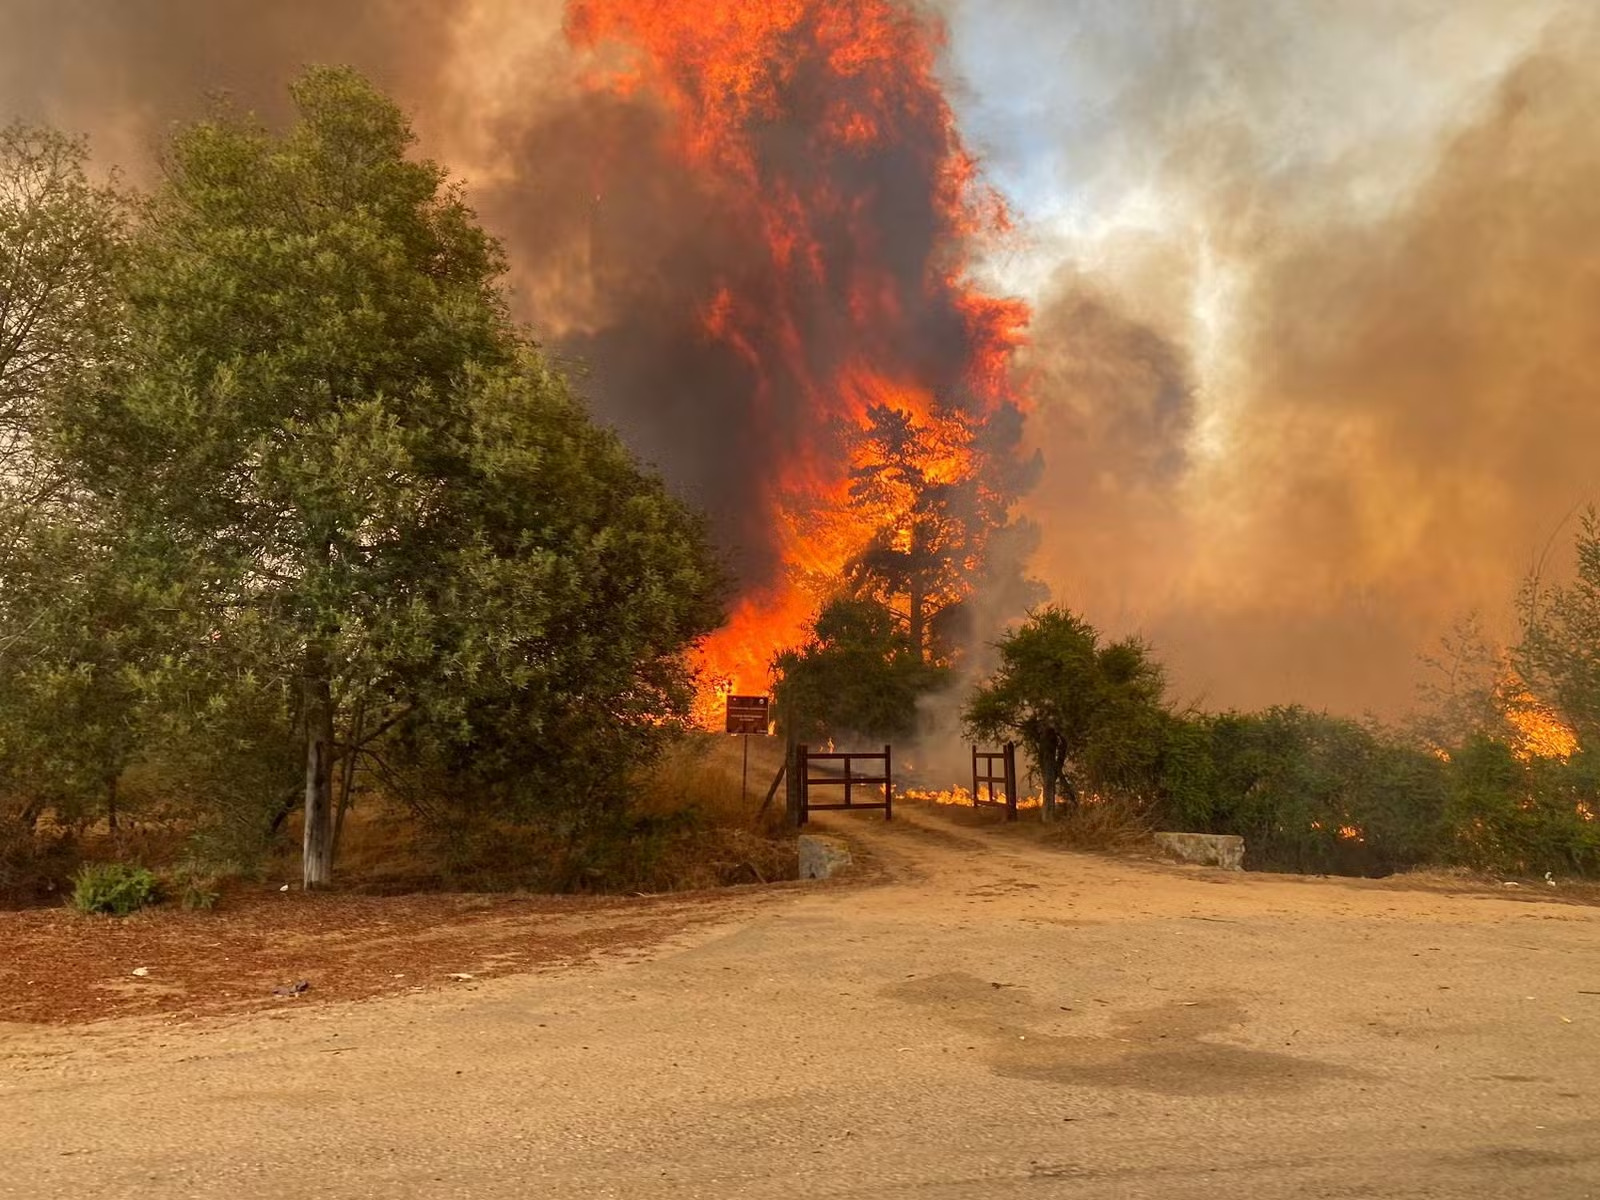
[1203, 707, 1447, 875]
[50, 68, 723, 884]
[0, 123, 131, 829]
[773, 596, 946, 743]
[963, 606, 1166, 820]
[0, 123, 122, 515]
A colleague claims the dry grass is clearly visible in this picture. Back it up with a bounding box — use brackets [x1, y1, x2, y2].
[902, 790, 1157, 855]
[3, 733, 800, 905]
[634, 733, 790, 836]
[1035, 798, 1159, 854]
[309, 733, 798, 896]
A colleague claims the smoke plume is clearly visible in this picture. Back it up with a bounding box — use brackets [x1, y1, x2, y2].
[1000, 2, 1600, 713]
[6, 1, 1600, 715]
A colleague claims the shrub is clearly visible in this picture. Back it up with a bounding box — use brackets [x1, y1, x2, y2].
[163, 857, 232, 911]
[1444, 737, 1600, 876]
[71, 862, 157, 915]
[1038, 795, 1155, 854]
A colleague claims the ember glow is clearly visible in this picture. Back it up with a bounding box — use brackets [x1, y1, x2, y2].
[565, 0, 1030, 708]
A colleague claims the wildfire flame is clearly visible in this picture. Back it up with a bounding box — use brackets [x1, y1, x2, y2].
[566, 0, 1030, 709]
[1497, 674, 1579, 762]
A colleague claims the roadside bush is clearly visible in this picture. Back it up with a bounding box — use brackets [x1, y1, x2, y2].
[1444, 737, 1600, 876]
[71, 862, 157, 915]
[162, 857, 234, 911]
[1157, 708, 1448, 877]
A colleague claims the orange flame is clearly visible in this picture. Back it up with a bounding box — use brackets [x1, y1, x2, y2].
[1497, 673, 1579, 762]
[567, 0, 1030, 708]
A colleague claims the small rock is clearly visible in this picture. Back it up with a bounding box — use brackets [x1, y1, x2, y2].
[1154, 832, 1245, 871]
[279, 884, 290, 892]
[131, 967, 150, 978]
[798, 835, 852, 881]
[447, 973, 476, 982]
[271, 980, 311, 997]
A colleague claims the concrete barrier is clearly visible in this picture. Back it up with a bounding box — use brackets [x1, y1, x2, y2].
[799, 835, 853, 881]
[1154, 832, 1245, 871]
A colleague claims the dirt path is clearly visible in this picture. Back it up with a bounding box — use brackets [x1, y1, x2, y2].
[4, 803, 1600, 1199]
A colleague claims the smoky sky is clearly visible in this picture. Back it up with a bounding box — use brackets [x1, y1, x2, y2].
[1004, 3, 1600, 714]
[0, 0, 468, 167]
[5, 1, 1598, 715]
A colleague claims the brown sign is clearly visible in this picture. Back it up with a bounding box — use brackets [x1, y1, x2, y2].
[725, 695, 771, 735]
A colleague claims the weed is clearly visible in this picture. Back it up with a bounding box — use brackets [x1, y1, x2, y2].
[71, 862, 158, 915]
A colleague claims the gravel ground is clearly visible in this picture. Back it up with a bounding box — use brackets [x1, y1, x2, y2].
[3, 802, 1599, 1199]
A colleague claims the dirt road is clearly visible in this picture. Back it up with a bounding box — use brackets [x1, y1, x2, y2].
[4, 804, 1599, 1199]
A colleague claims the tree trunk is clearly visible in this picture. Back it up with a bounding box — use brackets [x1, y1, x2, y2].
[908, 576, 926, 664]
[1036, 733, 1062, 822]
[1059, 771, 1079, 810]
[105, 774, 118, 834]
[302, 639, 335, 889]
[784, 721, 802, 829]
[332, 701, 365, 859]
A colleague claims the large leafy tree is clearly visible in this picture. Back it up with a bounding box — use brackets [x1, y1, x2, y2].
[963, 606, 1166, 820]
[0, 124, 135, 828]
[51, 68, 724, 884]
[0, 123, 122, 504]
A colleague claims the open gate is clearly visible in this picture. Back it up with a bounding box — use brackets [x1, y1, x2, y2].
[972, 742, 1019, 822]
[797, 743, 892, 824]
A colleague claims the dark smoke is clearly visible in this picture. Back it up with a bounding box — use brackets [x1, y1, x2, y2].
[470, 3, 1019, 588]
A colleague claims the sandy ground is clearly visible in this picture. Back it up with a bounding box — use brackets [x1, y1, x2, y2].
[4, 802, 1600, 1199]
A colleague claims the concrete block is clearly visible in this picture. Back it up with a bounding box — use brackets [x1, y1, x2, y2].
[798, 835, 852, 881]
[1154, 832, 1245, 871]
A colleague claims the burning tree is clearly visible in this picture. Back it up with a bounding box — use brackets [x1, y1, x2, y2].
[844, 398, 1044, 668]
[561, 0, 1034, 700]
[842, 403, 981, 662]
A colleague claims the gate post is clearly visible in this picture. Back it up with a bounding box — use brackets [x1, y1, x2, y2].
[971, 744, 979, 807]
[1003, 741, 1019, 822]
[884, 743, 893, 821]
[794, 743, 810, 826]
[785, 723, 804, 828]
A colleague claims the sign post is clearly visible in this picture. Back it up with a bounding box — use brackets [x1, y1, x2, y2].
[725, 695, 772, 805]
